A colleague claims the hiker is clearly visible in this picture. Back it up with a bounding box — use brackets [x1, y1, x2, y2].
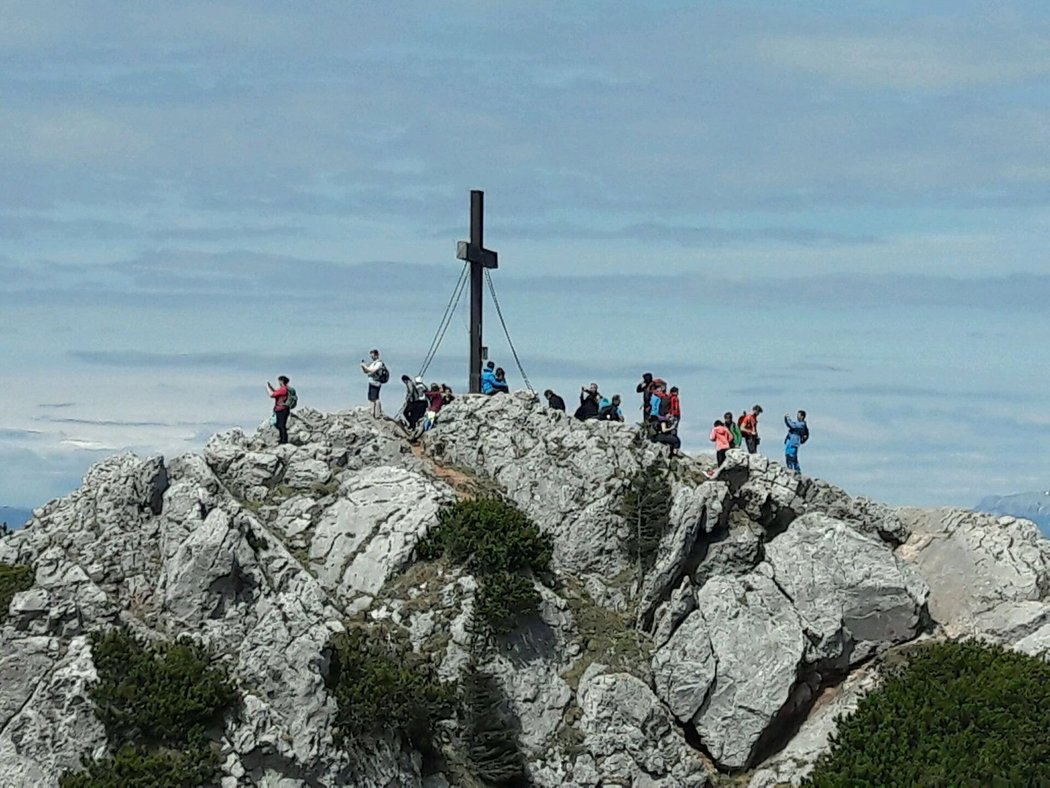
[575, 383, 602, 421]
[636, 372, 656, 420]
[649, 380, 671, 427]
[598, 394, 624, 422]
[481, 361, 498, 394]
[492, 367, 510, 394]
[724, 411, 742, 449]
[544, 389, 566, 412]
[739, 405, 763, 454]
[668, 386, 681, 430]
[441, 383, 456, 407]
[423, 384, 446, 431]
[399, 375, 427, 430]
[266, 375, 291, 444]
[360, 350, 388, 417]
[784, 410, 808, 474]
[710, 419, 733, 466]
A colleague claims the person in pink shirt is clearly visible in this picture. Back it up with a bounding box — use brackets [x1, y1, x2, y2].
[709, 419, 733, 466]
[266, 375, 290, 444]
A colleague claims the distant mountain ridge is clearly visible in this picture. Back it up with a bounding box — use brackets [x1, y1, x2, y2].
[0, 507, 31, 531]
[975, 491, 1050, 538]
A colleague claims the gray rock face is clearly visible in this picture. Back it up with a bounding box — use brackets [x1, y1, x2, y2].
[422, 392, 692, 577]
[3, 403, 1046, 787]
[765, 513, 929, 667]
[897, 508, 1050, 651]
[576, 665, 710, 787]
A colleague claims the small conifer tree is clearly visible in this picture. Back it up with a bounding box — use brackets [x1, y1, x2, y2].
[619, 457, 672, 574]
[460, 663, 528, 787]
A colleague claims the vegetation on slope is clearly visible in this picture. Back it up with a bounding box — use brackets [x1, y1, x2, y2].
[619, 457, 672, 573]
[417, 496, 553, 637]
[0, 562, 34, 623]
[804, 640, 1050, 786]
[61, 628, 237, 788]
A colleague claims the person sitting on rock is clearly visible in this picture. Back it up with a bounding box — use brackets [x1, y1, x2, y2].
[492, 367, 510, 394]
[423, 384, 446, 431]
[481, 361, 498, 394]
[649, 421, 681, 456]
[266, 375, 291, 444]
[784, 410, 808, 474]
[544, 389, 566, 412]
[710, 419, 733, 466]
[575, 383, 602, 421]
[598, 394, 625, 422]
[441, 383, 455, 406]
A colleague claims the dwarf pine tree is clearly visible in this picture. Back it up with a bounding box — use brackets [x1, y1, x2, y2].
[619, 457, 672, 575]
[460, 663, 528, 787]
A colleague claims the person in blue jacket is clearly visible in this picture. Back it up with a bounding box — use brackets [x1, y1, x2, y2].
[783, 410, 808, 474]
[481, 361, 498, 395]
[598, 394, 624, 422]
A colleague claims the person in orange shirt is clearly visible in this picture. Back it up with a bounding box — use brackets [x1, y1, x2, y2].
[710, 419, 733, 466]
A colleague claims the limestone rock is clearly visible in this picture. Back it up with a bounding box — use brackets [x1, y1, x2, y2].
[765, 513, 929, 667]
[689, 569, 806, 770]
[896, 508, 1050, 643]
[577, 665, 710, 787]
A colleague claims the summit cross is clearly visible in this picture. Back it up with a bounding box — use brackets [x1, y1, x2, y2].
[456, 189, 499, 394]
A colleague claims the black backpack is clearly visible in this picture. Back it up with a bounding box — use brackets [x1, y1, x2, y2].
[800, 424, 809, 444]
[377, 364, 390, 384]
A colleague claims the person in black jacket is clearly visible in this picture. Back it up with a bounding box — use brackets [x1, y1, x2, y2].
[574, 383, 601, 421]
[544, 389, 566, 412]
[636, 372, 655, 420]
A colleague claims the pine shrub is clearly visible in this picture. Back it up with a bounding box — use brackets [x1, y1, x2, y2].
[418, 497, 552, 636]
[88, 628, 237, 748]
[619, 458, 672, 573]
[325, 626, 455, 749]
[61, 628, 236, 787]
[0, 562, 34, 623]
[460, 663, 528, 786]
[804, 640, 1050, 786]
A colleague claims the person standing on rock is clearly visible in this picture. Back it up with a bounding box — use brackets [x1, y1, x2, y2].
[739, 405, 763, 454]
[784, 410, 808, 474]
[724, 411, 742, 449]
[360, 349, 387, 418]
[710, 419, 733, 466]
[636, 372, 656, 421]
[266, 375, 291, 444]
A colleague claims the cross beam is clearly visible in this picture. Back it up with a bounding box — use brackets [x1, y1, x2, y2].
[456, 190, 499, 393]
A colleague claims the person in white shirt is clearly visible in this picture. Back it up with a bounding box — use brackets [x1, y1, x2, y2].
[360, 349, 386, 418]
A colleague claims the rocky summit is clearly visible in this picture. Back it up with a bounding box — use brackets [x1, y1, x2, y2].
[2, 392, 1048, 787]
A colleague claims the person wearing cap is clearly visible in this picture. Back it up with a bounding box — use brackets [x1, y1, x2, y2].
[739, 404, 763, 453]
[399, 374, 427, 430]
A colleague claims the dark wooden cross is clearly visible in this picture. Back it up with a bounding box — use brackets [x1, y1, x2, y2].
[456, 190, 499, 393]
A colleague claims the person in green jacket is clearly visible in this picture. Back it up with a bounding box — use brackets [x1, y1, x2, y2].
[724, 411, 742, 449]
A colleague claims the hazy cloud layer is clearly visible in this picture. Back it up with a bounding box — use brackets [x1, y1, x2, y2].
[2, 2, 1048, 512]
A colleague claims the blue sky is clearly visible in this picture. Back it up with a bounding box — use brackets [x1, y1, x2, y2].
[3, 2, 1049, 511]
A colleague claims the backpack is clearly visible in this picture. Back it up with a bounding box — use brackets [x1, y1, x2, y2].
[658, 393, 672, 417]
[285, 387, 298, 409]
[377, 364, 390, 384]
[799, 424, 809, 444]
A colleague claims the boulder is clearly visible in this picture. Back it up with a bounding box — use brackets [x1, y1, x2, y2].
[765, 513, 929, 666]
[896, 508, 1050, 644]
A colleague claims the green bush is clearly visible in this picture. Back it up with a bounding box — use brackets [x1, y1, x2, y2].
[804, 640, 1050, 787]
[418, 497, 552, 637]
[59, 744, 218, 788]
[460, 663, 527, 786]
[619, 459, 672, 573]
[325, 626, 455, 749]
[0, 562, 34, 622]
[472, 572, 543, 637]
[61, 628, 236, 787]
[88, 628, 237, 748]
[418, 497, 552, 576]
